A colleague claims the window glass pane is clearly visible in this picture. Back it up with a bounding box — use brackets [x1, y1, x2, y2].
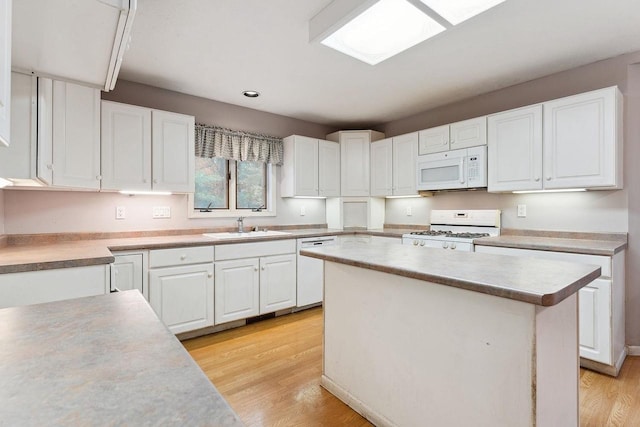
[194, 157, 228, 209]
[236, 161, 266, 209]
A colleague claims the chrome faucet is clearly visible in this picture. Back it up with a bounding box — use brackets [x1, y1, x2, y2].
[237, 216, 245, 233]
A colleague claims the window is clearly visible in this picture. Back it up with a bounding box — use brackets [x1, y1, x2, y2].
[190, 157, 275, 218]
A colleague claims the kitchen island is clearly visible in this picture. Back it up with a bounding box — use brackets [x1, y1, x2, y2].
[0, 291, 243, 426]
[301, 242, 601, 427]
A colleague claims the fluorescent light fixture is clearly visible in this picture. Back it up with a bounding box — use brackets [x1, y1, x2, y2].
[0, 177, 13, 188]
[119, 190, 172, 196]
[419, 0, 506, 25]
[512, 188, 587, 194]
[385, 194, 422, 199]
[321, 0, 445, 65]
[293, 196, 327, 199]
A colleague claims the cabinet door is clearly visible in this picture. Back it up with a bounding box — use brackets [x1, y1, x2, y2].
[370, 138, 393, 197]
[149, 264, 214, 334]
[0, 0, 10, 147]
[579, 278, 612, 365]
[37, 77, 53, 184]
[52, 80, 101, 189]
[393, 132, 418, 195]
[543, 87, 621, 189]
[318, 139, 340, 197]
[488, 105, 543, 192]
[101, 101, 152, 191]
[260, 254, 296, 314]
[450, 117, 486, 150]
[294, 135, 319, 196]
[214, 258, 260, 324]
[111, 253, 145, 297]
[418, 124, 449, 155]
[340, 131, 371, 196]
[151, 110, 195, 193]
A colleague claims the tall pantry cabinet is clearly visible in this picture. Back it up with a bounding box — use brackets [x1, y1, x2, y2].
[0, 0, 11, 147]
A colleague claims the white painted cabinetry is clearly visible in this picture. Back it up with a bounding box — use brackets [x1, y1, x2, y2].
[101, 101, 195, 192]
[0, 0, 11, 147]
[370, 132, 418, 197]
[214, 239, 296, 324]
[488, 87, 622, 192]
[543, 86, 622, 189]
[475, 244, 625, 375]
[148, 246, 214, 334]
[281, 135, 340, 197]
[418, 117, 486, 155]
[111, 252, 147, 300]
[488, 105, 543, 192]
[0, 265, 109, 309]
[51, 80, 101, 189]
[326, 130, 385, 197]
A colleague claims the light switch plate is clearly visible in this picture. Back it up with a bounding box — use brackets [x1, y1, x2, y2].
[406, 206, 412, 216]
[300, 206, 306, 216]
[116, 206, 126, 220]
[153, 206, 171, 219]
[517, 204, 527, 218]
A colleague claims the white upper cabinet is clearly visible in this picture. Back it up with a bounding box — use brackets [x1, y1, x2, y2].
[52, 80, 101, 189]
[318, 139, 340, 197]
[488, 87, 622, 192]
[392, 132, 418, 196]
[152, 109, 195, 193]
[281, 135, 340, 197]
[0, 0, 11, 147]
[101, 101, 152, 191]
[488, 105, 543, 192]
[101, 101, 195, 193]
[418, 117, 486, 155]
[370, 132, 418, 197]
[543, 86, 622, 190]
[370, 138, 393, 197]
[326, 130, 384, 197]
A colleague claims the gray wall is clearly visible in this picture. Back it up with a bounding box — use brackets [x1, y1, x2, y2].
[382, 51, 640, 347]
[0, 190, 4, 234]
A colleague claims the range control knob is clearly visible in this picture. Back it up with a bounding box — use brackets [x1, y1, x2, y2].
[413, 240, 419, 246]
[451, 243, 457, 250]
[419, 241, 425, 247]
[442, 242, 449, 249]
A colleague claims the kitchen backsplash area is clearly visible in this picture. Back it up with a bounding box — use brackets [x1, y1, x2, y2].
[386, 189, 628, 233]
[2, 189, 326, 235]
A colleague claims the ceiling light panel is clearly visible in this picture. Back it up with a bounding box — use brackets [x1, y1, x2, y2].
[321, 0, 445, 65]
[419, 0, 506, 25]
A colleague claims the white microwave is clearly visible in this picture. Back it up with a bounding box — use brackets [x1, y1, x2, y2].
[416, 146, 487, 191]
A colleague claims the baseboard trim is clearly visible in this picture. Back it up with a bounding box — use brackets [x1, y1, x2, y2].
[627, 346, 640, 356]
[321, 375, 395, 427]
[580, 348, 628, 377]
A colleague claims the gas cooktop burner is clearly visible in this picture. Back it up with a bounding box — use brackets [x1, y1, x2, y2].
[409, 231, 490, 239]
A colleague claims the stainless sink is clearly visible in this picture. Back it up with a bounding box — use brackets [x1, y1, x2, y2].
[202, 230, 292, 239]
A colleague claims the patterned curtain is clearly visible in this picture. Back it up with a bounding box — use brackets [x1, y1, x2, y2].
[195, 124, 284, 165]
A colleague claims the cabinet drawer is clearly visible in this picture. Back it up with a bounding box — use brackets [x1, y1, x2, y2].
[215, 239, 296, 261]
[475, 245, 611, 277]
[149, 246, 214, 268]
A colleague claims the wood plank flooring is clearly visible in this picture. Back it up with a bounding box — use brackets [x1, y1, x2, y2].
[184, 307, 640, 427]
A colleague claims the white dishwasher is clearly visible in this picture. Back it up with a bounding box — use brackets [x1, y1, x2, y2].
[296, 236, 337, 307]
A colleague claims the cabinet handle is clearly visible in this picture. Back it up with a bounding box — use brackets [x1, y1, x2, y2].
[450, 140, 455, 144]
[534, 177, 540, 182]
[207, 273, 213, 278]
[153, 179, 158, 184]
[0, 100, 3, 108]
[180, 255, 187, 260]
[254, 267, 258, 271]
[261, 266, 266, 270]
[46, 164, 53, 170]
[546, 176, 552, 181]
[443, 141, 448, 146]
[143, 179, 147, 183]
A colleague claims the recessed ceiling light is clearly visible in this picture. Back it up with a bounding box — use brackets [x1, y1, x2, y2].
[243, 90, 260, 98]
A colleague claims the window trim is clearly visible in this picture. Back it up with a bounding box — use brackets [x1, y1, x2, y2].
[188, 162, 277, 218]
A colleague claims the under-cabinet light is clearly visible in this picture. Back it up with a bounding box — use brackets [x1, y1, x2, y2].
[0, 177, 13, 188]
[119, 190, 172, 196]
[293, 196, 327, 199]
[512, 188, 587, 194]
[385, 195, 422, 199]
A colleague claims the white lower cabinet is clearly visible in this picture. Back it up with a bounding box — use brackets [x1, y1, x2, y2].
[214, 258, 260, 324]
[0, 265, 108, 309]
[475, 244, 625, 375]
[148, 246, 214, 334]
[111, 252, 147, 300]
[214, 240, 297, 325]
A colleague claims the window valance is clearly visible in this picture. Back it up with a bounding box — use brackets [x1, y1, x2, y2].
[195, 124, 284, 165]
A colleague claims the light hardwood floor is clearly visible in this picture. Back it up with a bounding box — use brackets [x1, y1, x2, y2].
[184, 307, 639, 427]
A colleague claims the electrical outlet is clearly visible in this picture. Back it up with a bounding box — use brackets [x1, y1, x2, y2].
[116, 206, 126, 220]
[300, 206, 306, 216]
[517, 204, 527, 218]
[153, 206, 171, 219]
[406, 206, 412, 216]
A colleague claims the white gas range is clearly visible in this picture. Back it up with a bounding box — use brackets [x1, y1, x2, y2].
[402, 210, 501, 252]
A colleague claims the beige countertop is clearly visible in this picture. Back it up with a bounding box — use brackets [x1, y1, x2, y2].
[0, 291, 244, 426]
[301, 241, 601, 306]
[0, 228, 414, 274]
[474, 234, 627, 256]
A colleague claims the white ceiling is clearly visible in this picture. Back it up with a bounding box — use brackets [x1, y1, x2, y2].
[116, 0, 640, 128]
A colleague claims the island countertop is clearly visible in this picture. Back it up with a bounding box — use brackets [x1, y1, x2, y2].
[301, 241, 601, 306]
[0, 291, 244, 426]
